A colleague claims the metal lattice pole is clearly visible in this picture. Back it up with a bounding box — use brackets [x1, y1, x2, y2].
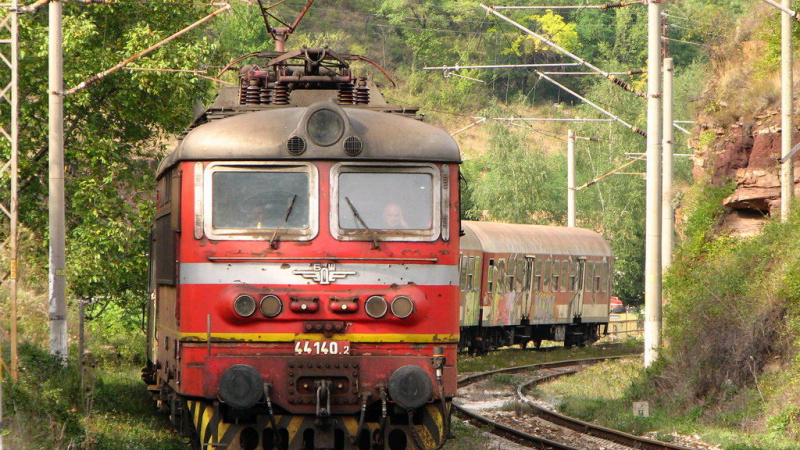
[0, 1, 20, 447]
[1, 0, 20, 381]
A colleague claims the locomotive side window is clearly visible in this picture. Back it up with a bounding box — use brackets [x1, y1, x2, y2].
[203, 162, 318, 241]
[332, 163, 441, 241]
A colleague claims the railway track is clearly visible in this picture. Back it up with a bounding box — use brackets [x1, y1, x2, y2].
[454, 356, 698, 450]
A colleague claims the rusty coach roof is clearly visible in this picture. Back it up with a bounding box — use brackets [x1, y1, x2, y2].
[157, 102, 460, 177]
[461, 221, 613, 258]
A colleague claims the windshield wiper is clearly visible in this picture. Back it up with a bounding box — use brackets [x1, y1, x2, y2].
[269, 194, 297, 249]
[345, 197, 379, 249]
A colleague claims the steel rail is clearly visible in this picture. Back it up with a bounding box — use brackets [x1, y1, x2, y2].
[454, 354, 694, 450]
[454, 404, 577, 450]
[516, 375, 695, 450]
[455, 357, 624, 449]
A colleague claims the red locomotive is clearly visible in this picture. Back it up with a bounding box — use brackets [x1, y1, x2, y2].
[143, 47, 459, 450]
[458, 221, 614, 353]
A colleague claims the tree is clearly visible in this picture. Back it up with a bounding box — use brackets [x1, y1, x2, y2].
[5, 1, 216, 325]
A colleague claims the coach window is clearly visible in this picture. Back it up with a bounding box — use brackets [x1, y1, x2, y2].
[597, 264, 606, 293]
[570, 261, 579, 292]
[544, 260, 552, 291]
[332, 163, 440, 241]
[497, 259, 507, 294]
[551, 260, 560, 292]
[205, 162, 317, 241]
[523, 258, 533, 292]
[487, 259, 495, 293]
[472, 256, 481, 291]
[586, 262, 595, 292]
[561, 261, 569, 292]
[459, 255, 468, 292]
[534, 260, 543, 292]
[595, 264, 603, 292]
[467, 256, 475, 291]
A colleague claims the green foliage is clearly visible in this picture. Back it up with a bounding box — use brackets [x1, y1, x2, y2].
[503, 10, 579, 57]
[3, 343, 183, 449]
[6, 1, 216, 325]
[462, 118, 565, 223]
[650, 201, 800, 445]
[671, 181, 734, 261]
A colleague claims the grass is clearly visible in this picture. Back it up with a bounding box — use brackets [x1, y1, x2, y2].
[533, 358, 800, 450]
[443, 417, 495, 450]
[4, 344, 185, 450]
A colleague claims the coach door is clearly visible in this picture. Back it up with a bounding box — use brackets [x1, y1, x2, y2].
[570, 257, 587, 319]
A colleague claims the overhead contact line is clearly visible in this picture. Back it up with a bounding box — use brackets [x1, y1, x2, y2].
[480, 3, 648, 99]
[490, 1, 645, 10]
[534, 70, 647, 138]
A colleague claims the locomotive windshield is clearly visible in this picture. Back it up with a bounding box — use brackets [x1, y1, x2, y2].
[332, 163, 441, 241]
[204, 163, 318, 240]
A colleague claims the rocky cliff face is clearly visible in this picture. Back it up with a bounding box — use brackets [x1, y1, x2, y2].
[693, 110, 800, 236]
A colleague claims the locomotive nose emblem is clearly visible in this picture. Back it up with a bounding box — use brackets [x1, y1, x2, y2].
[293, 263, 356, 285]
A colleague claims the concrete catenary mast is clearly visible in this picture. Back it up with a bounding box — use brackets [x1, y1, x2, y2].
[643, 0, 663, 368]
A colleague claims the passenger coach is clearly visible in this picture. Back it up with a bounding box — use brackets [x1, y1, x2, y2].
[459, 221, 614, 352]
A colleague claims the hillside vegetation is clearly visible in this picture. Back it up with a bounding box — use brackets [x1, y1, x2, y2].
[3, 0, 797, 449]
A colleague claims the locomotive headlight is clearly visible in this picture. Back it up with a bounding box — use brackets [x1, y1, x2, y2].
[307, 109, 344, 146]
[388, 365, 432, 410]
[391, 296, 415, 319]
[260, 294, 283, 318]
[365, 295, 388, 319]
[233, 294, 257, 318]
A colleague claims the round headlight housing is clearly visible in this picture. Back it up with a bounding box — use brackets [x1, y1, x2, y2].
[233, 294, 257, 318]
[307, 109, 344, 146]
[391, 296, 415, 319]
[260, 295, 283, 318]
[365, 296, 388, 319]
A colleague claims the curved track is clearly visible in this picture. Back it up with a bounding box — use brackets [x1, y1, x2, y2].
[454, 356, 696, 450]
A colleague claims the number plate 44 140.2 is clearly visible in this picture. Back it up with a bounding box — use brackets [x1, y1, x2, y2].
[294, 340, 351, 356]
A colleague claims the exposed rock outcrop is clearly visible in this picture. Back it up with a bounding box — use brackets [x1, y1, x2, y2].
[693, 110, 800, 236]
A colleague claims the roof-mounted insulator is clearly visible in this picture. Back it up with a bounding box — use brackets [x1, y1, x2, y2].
[355, 77, 370, 105]
[338, 82, 355, 105]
